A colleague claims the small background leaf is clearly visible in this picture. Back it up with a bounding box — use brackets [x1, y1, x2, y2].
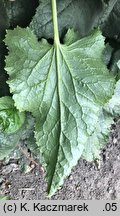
[102, 0, 120, 41]
[0, 96, 25, 133]
[3, 0, 39, 28]
[30, 0, 104, 39]
[0, 113, 34, 160]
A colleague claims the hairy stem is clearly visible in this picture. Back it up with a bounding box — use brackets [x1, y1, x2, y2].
[51, 0, 60, 46]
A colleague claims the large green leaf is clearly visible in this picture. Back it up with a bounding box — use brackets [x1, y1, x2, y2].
[5, 26, 115, 196]
[30, 0, 104, 39]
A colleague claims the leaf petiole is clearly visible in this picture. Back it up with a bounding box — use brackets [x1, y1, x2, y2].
[51, 0, 60, 46]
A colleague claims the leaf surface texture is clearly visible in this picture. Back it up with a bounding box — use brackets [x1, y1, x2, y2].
[5, 27, 115, 196]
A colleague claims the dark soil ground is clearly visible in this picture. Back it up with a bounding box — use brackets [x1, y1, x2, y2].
[0, 120, 120, 200]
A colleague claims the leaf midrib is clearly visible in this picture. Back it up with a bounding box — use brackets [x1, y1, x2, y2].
[47, 43, 62, 193]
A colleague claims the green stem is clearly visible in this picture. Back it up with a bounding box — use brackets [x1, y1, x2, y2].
[52, 0, 60, 46]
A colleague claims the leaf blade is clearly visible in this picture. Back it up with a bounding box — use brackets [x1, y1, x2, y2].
[5, 27, 115, 196]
